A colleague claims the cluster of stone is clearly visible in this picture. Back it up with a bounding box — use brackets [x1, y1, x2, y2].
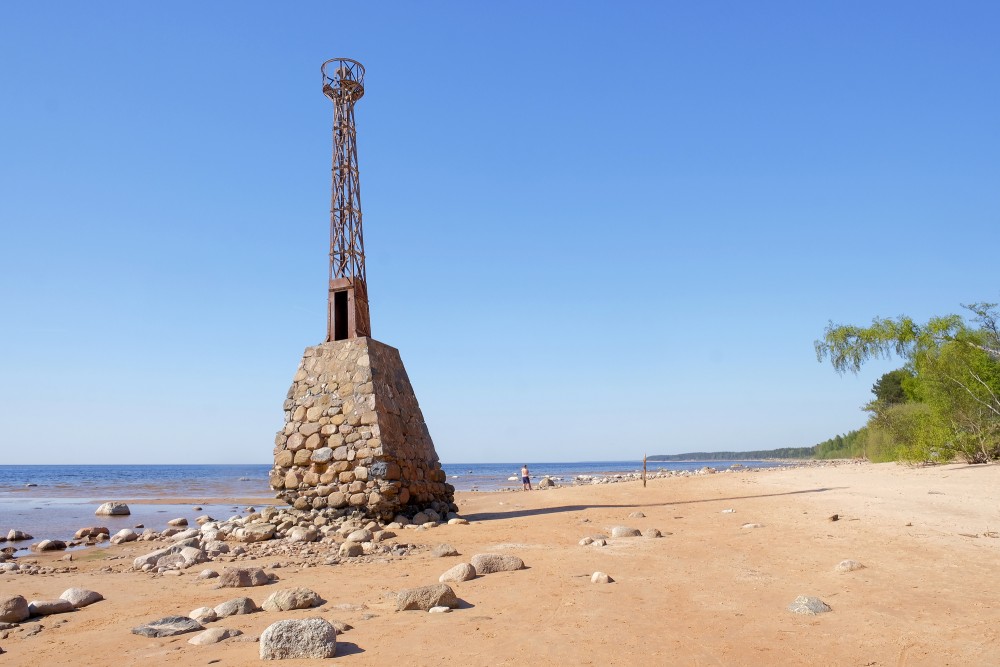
[270, 338, 455, 520]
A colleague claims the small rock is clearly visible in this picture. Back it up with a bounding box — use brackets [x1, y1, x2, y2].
[95, 502, 130, 516]
[592, 538, 607, 547]
[439, 562, 476, 583]
[339, 542, 363, 558]
[198, 569, 219, 580]
[591, 572, 614, 584]
[259, 618, 337, 660]
[6, 530, 32, 542]
[59, 589, 103, 609]
[188, 627, 242, 645]
[34, 540, 67, 552]
[217, 567, 270, 588]
[828, 514, 840, 522]
[628, 511, 646, 518]
[579, 537, 594, 546]
[470, 553, 524, 574]
[447, 518, 468, 525]
[721, 509, 735, 514]
[167, 518, 188, 527]
[261, 588, 323, 612]
[641, 528, 662, 538]
[110, 529, 137, 545]
[214, 597, 258, 618]
[787, 595, 832, 615]
[189, 607, 218, 624]
[73, 527, 109, 539]
[610, 526, 640, 538]
[428, 606, 452, 613]
[741, 523, 763, 529]
[0, 596, 29, 623]
[28, 599, 74, 616]
[396, 584, 459, 611]
[131, 616, 203, 637]
[835, 560, 866, 573]
[431, 543, 459, 557]
[346, 529, 372, 543]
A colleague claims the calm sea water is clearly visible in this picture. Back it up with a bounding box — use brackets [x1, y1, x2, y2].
[0, 461, 786, 543]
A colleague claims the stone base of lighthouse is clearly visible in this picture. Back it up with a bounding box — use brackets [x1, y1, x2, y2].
[270, 338, 455, 521]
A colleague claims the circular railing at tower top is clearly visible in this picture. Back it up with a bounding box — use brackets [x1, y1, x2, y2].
[321, 58, 365, 102]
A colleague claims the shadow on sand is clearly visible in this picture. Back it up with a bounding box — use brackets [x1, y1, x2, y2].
[461, 487, 846, 522]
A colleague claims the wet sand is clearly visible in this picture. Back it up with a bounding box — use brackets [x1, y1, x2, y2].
[2, 462, 999, 665]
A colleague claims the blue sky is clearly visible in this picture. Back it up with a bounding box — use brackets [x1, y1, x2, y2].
[1, 3, 997, 464]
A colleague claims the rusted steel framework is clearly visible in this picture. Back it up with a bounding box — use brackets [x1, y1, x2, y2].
[321, 58, 370, 341]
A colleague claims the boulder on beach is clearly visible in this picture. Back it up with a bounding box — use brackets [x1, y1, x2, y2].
[470, 553, 525, 574]
[6, 530, 32, 542]
[217, 566, 271, 588]
[214, 597, 259, 618]
[261, 588, 323, 612]
[591, 571, 614, 584]
[28, 599, 74, 616]
[396, 584, 459, 612]
[0, 595, 30, 623]
[33, 539, 67, 552]
[95, 502, 130, 516]
[59, 588, 103, 609]
[439, 562, 476, 583]
[259, 618, 337, 660]
[431, 543, 459, 557]
[836, 559, 866, 572]
[787, 595, 832, 615]
[610, 526, 641, 538]
[73, 527, 109, 540]
[188, 627, 242, 645]
[131, 616, 204, 637]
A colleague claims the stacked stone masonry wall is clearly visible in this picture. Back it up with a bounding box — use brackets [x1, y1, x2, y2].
[270, 338, 454, 520]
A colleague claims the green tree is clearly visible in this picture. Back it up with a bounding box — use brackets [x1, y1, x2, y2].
[815, 303, 1000, 463]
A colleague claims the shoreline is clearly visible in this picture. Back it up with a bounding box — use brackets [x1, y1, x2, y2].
[3, 462, 999, 664]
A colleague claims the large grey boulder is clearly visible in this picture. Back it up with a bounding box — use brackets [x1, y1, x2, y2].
[0, 595, 29, 623]
[28, 599, 74, 616]
[217, 567, 270, 588]
[34, 540, 67, 552]
[213, 597, 258, 618]
[470, 553, 525, 574]
[110, 529, 137, 545]
[6, 530, 32, 542]
[59, 588, 103, 609]
[131, 616, 203, 637]
[261, 588, 323, 612]
[95, 502, 130, 516]
[439, 562, 476, 583]
[395, 584, 459, 611]
[259, 618, 337, 660]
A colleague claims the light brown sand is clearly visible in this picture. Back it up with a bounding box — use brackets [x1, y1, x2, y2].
[3, 462, 999, 666]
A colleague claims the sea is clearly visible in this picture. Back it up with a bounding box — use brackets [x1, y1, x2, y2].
[0, 461, 787, 544]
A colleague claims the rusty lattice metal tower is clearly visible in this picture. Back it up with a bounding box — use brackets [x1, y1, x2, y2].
[322, 58, 370, 341]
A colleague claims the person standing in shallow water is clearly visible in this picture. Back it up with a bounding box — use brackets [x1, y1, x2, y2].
[521, 465, 531, 491]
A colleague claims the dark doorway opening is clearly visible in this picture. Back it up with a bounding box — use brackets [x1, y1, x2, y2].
[333, 290, 349, 340]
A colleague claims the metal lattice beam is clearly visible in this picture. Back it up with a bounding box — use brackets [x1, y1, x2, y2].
[321, 58, 370, 341]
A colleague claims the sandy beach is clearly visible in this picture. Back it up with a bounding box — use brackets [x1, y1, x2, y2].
[2, 461, 999, 666]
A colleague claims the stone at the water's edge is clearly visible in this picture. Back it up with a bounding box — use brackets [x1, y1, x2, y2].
[188, 627, 242, 645]
[439, 562, 476, 583]
[28, 599, 74, 616]
[214, 597, 259, 618]
[431, 543, 459, 557]
[835, 559, 866, 572]
[73, 526, 109, 539]
[261, 588, 323, 612]
[788, 595, 832, 615]
[591, 572, 614, 584]
[59, 588, 103, 609]
[6, 530, 32, 542]
[95, 502, 130, 516]
[217, 567, 270, 588]
[110, 529, 137, 545]
[0, 595, 30, 623]
[271, 338, 456, 521]
[396, 584, 459, 611]
[642, 528, 663, 538]
[537, 477, 554, 488]
[259, 618, 337, 660]
[610, 526, 641, 538]
[167, 518, 188, 527]
[470, 553, 525, 574]
[189, 607, 218, 624]
[132, 616, 204, 637]
[33, 539, 67, 552]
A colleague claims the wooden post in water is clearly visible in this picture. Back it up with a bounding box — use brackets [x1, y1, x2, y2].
[643, 454, 647, 487]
